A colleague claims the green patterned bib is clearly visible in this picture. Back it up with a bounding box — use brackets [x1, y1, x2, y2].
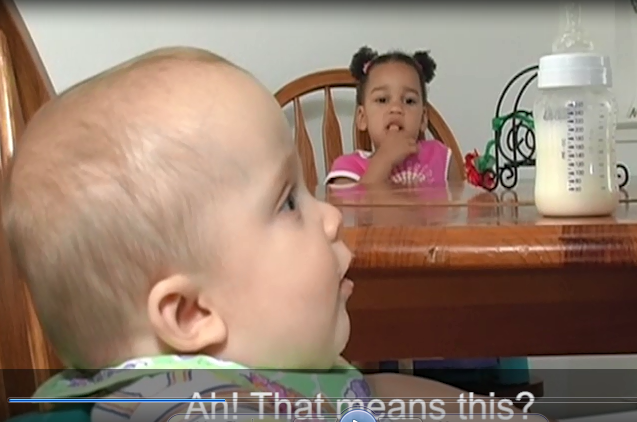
[34, 355, 372, 415]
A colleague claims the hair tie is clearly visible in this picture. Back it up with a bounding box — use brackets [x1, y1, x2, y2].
[362, 61, 372, 75]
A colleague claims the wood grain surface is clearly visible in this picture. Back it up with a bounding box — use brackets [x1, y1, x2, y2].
[320, 180, 637, 270]
[0, 3, 57, 418]
[322, 181, 637, 362]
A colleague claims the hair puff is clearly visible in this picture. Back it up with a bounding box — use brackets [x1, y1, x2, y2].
[412, 50, 437, 83]
[349, 46, 378, 80]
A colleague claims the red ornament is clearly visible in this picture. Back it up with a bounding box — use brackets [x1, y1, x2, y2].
[464, 150, 495, 190]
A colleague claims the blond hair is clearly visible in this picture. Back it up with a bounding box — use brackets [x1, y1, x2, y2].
[2, 47, 237, 368]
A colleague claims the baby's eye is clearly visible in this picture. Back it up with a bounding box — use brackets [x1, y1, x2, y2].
[405, 97, 418, 105]
[375, 97, 388, 104]
[280, 189, 298, 213]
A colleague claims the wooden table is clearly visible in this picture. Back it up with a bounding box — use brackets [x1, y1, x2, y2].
[318, 181, 637, 363]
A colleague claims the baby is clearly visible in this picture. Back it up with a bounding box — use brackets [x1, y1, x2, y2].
[2, 48, 543, 422]
[326, 46, 461, 187]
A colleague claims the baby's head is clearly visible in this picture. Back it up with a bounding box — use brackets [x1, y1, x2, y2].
[350, 46, 437, 150]
[2, 47, 353, 370]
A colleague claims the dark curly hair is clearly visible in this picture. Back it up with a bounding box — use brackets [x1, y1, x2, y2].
[349, 46, 437, 105]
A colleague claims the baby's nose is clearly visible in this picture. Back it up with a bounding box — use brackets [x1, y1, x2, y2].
[322, 201, 343, 242]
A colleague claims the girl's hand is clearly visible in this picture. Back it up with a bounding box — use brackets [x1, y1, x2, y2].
[360, 131, 419, 185]
[376, 130, 419, 167]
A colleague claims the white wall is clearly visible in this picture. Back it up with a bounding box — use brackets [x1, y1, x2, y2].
[17, 2, 633, 179]
[13, 2, 637, 418]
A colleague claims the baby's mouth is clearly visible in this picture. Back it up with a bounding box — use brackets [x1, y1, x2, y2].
[387, 123, 403, 132]
[340, 277, 354, 297]
[340, 268, 354, 296]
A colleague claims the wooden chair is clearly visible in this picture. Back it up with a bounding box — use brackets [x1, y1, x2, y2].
[274, 68, 465, 192]
[0, 2, 57, 420]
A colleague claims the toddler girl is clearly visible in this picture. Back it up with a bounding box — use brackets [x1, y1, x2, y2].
[326, 46, 460, 187]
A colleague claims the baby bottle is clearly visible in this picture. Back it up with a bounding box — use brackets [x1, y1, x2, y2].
[533, 52, 619, 217]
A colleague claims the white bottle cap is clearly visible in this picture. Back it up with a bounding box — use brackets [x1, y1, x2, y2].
[537, 52, 612, 89]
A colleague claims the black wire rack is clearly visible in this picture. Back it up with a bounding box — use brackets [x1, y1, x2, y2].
[486, 64, 630, 191]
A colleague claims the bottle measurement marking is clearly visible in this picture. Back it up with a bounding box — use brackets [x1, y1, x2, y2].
[566, 101, 585, 193]
[596, 104, 609, 187]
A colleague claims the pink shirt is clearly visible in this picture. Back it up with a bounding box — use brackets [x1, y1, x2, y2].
[324, 139, 452, 186]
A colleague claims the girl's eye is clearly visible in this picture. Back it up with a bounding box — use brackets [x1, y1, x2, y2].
[405, 98, 418, 105]
[375, 97, 387, 103]
[280, 190, 298, 213]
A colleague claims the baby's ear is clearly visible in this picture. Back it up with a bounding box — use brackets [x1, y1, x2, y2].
[148, 274, 227, 352]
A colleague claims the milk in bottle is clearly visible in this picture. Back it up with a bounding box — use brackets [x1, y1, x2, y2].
[533, 52, 619, 217]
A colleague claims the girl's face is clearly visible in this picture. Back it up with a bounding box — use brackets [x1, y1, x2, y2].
[355, 61, 427, 150]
